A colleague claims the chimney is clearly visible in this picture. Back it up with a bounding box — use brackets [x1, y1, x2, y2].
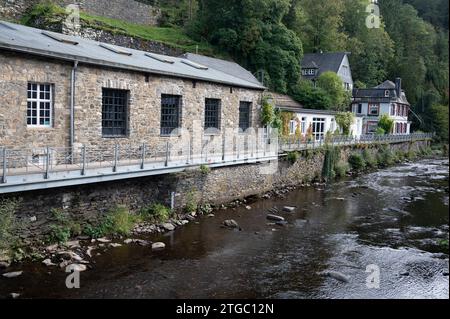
[395, 77, 402, 97]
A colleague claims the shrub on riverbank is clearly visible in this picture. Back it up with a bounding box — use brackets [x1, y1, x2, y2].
[140, 203, 171, 223]
[0, 198, 21, 262]
[348, 153, 366, 171]
[287, 151, 300, 164]
[334, 161, 350, 177]
[48, 209, 82, 244]
[362, 149, 378, 168]
[377, 147, 395, 167]
[84, 206, 141, 238]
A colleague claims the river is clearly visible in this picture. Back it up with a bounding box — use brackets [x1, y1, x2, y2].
[0, 158, 448, 299]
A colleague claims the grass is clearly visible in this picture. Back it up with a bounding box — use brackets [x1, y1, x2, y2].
[199, 164, 211, 175]
[140, 203, 171, 223]
[84, 206, 141, 238]
[0, 198, 21, 261]
[47, 208, 82, 244]
[287, 151, 300, 164]
[21, 2, 218, 56]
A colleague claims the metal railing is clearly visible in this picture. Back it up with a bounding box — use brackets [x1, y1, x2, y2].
[0, 132, 433, 189]
[278, 133, 433, 152]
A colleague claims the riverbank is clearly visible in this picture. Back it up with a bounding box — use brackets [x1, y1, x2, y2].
[0, 140, 442, 269]
[0, 156, 448, 299]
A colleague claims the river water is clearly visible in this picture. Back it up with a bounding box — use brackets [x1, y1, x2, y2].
[1, 158, 448, 299]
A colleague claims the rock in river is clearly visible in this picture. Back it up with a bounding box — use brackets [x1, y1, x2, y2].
[152, 242, 166, 250]
[283, 206, 296, 212]
[162, 223, 175, 231]
[266, 214, 285, 222]
[317, 270, 350, 283]
[2, 271, 23, 278]
[223, 219, 239, 228]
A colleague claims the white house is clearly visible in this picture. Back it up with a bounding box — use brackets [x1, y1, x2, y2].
[352, 78, 411, 135]
[269, 93, 363, 141]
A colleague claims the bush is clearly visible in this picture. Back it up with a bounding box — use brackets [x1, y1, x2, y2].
[377, 147, 395, 167]
[348, 153, 366, 171]
[362, 149, 377, 168]
[0, 198, 21, 261]
[84, 206, 140, 238]
[184, 190, 198, 213]
[141, 203, 171, 223]
[375, 127, 385, 135]
[334, 161, 350, 177]
[47, 209, 82, 244]
[199, 164, 210, 174]
[287, 151, 299, 163]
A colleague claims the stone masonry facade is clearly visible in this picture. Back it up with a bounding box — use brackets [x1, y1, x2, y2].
[0, 51, 263, 155]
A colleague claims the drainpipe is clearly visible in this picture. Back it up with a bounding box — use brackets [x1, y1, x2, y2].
[70, 60, 78, 157]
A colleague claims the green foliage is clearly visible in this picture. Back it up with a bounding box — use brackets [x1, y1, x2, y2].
[22, 2, 216, 56]
[287, 151, 299, 164]
[317, 72, 350, 111]
[84, 206, 140, 238]
[348, 153, 366, 171]
[291, 80, 333, 110]
[47, 209, 82, 244]
[140, 203, 171, 223]
[362, 149, 378, 168]
[184, 190, 198, 213]
[0, 198, 21, 261]
[375, 127, 386, 135]
[334, 161, 350, 178]
[378, 114, 394, 134]
[377, 147, 396, 167]
[191, 0, 303, 93]
[322, 146, 341, 181]
[335, 112, 355, 136]
[428, 104, 449, 142]
[199, 164, 210, 175]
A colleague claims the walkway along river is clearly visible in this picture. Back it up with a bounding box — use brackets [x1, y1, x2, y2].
[0, 158, 448, 298]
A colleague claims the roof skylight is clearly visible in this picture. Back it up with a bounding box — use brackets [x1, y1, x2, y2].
[181, 59, 209, 70]
[99, 43, 132, 56]
[144, 53, 175, 64]
[42, 31, 79, 45]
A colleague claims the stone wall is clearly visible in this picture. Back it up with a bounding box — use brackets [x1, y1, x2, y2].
[57, 0, 161, 26]
[0, 140, 430, 239]
[0, 52, 263, 153]
[0, 0, 161, 26]
[0, 0, 39, 21]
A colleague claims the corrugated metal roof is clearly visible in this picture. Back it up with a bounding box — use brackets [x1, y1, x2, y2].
[0, 21, 266, 90]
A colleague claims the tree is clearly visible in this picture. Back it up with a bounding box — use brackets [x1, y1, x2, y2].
[290, 80, 333, 109]
[428, 104, 449, 142]
[317, 72, 350, 111]
[378, 114, 394, 134]
[335, 112, 355, 136]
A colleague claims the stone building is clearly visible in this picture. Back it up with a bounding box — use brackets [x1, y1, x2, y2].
[0, 21, 265, 162]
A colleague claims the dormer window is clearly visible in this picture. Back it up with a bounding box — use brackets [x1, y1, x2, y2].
[384, 90, 390, 97]
[302, 68, 316, 76]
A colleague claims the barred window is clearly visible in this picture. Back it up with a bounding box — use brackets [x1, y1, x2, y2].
[239, 101, 251, 131]
[204, 98, 221, 131]
[161, 94, 181, 136]
[27, 83, 52, 127]
[102, 88, 128, 136]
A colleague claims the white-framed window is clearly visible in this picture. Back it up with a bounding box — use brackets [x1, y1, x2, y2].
[308, 69, 315, 75]
[312, 117, 326, 141]
[289, 120, 296, 135]
[384, 90, 390, 97]
[390, 103, 396, 116]
[366, 121, 378, 134]
[368, 103, 379, 116]
[301, 117, 306, 134]
[27, 83, 52, 127]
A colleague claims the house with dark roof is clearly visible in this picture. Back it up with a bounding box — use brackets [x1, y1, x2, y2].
[300, 52, 353, 91]
[352, 78, 411, 135]
[0, 20, 265, 158]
